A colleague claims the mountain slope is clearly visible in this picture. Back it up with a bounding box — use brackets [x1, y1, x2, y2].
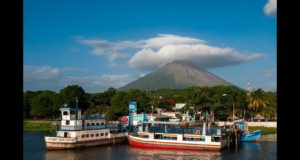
[118, 61, 232, 91]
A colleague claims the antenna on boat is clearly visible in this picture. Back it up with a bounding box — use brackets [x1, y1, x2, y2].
[76, 97, 78, 108]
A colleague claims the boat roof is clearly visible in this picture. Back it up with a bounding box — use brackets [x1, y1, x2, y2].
[60, 107, 81, 111]
[142, 121, 180, 125]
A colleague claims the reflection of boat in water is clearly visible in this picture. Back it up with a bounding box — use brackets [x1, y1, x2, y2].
[241, 141, 261, 150]
[44, 107, 127, 150]
[233, 120, 262, 142]
[128, 146, 222, 160]
[127, 121, 228, 151]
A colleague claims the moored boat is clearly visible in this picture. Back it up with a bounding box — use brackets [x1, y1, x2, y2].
[127, 121, 228, 151]
[44, 107, 127, 150]
[233, 119, 262, 142]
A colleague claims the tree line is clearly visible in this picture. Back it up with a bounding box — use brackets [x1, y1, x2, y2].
[23, 85, 276, 121]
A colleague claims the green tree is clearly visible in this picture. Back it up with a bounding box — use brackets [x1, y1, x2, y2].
[59, 85, 87, 110]
[248, 89, 270, 114]
[108, 92, 128, 120]
[30, 91, 61, 119]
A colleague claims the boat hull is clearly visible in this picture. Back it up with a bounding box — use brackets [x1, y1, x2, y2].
[127, 135, 224, 151]
[45, 133, 127, 150]
[241, 130, 262, 142]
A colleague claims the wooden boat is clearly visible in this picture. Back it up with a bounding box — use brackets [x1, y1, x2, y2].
[127, 121, 228, 151]
[233, 119, 262, 142]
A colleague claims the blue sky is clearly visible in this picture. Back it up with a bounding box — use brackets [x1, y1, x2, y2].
[24, 0, 277, 93]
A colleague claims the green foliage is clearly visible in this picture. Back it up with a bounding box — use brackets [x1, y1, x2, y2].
[23, 85, 277, 121]
[24, 121, 56, 132]
[248, 89, 271, 114]
[59, 85, 87, 110]
[30, 91, 61, 119]
[108, 89, 150, 120]
[248, 126, 277, 135]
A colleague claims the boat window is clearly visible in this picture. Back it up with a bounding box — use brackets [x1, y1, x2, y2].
[101, 133, 104, 136]
[96, 133, 99, 137]
[87, 123, 90, 126]
[92, 123, 95, 126]
[86, 134, 89, 138]
[138, 135, 149, 138]
[105, 133, 108, 136]
[200, 138, 205, 141]
[212, 137, 220, 142]
[96, 123, 100, 126]
[91, 134, 94, 137]
[101, 123, 105, 125]
[66, 120, 70, 125]
[63, 111, 68, 115]
[162, 136, 177, 140]
[154, 134, 162, 139]
[81, 135, 85, 138]
[183, 137, 190, 141]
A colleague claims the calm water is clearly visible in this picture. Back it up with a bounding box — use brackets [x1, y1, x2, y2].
[24, 132, 276, 160]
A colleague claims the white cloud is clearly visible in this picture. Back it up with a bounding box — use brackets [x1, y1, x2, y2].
[262, 68, 277, 77]
[143, 34, 205, 48]
[264, 0, 277, 16]
[24, 65, 136, 92]
[78, 34, 264, 71]
[24, 65, 61, 82]
[108, 53, 129, 62]
[129, 44, 263, 71]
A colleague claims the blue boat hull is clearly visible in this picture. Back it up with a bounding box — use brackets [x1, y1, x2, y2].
[241, 130, 262, 142]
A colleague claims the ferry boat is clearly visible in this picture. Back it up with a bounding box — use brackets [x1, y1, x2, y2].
[233, 119, 262, 142]
[127, 121, 228, 151]
[44, 107, 127, 150]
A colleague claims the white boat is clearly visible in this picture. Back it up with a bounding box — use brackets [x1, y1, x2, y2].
[44, 107, 127, 150]
[127, 121, 228, 151]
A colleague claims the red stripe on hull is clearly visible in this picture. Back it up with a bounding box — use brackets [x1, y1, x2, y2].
[128, 138, 220, 151]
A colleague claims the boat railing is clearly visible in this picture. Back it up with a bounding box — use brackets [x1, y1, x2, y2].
[57, 125, 108, 131]
[132, 126, 222, 136]
[108, 124, 127, 133]
[82, 114, 105, 120]
[83, 125, 107, 130]
[56, 114, 105, 120]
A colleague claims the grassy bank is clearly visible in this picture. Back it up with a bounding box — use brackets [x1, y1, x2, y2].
[248, 126, 277, 135]
[24, 121, 56, 132]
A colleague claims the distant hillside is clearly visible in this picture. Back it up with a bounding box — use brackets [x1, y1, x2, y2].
[118, 60, 232, 91]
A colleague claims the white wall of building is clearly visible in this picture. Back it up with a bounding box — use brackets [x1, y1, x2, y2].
[215, 121, 277, 128]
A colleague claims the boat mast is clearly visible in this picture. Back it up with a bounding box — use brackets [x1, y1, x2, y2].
[246, 77, 251, 120]
[76, 97, 78, 108]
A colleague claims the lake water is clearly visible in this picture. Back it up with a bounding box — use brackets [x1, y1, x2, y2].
[24, 132, 276, 160]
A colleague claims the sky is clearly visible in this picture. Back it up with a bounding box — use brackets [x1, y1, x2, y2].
[24, 0, 277, 93]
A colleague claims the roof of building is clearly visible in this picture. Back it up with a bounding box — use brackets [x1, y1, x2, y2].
[227, 114, 240, 120]
[59, 107, 81, 111]
[147, 114, 172, 119]
[254, 113, 265, 120]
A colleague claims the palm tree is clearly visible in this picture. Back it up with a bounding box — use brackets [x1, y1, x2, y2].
[247, 89, 270, 114]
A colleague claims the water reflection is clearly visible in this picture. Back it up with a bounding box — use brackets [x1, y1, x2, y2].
[25, 132, 276, 160]
[46, 145, 116, 160]
[221, 134, 276, 160]
[127, 146, 221, 160]
[45, 144, 221, 160]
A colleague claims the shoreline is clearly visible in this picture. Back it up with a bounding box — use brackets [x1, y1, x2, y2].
[24, 120, 56, 132]
[24, 120, 277, 134]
